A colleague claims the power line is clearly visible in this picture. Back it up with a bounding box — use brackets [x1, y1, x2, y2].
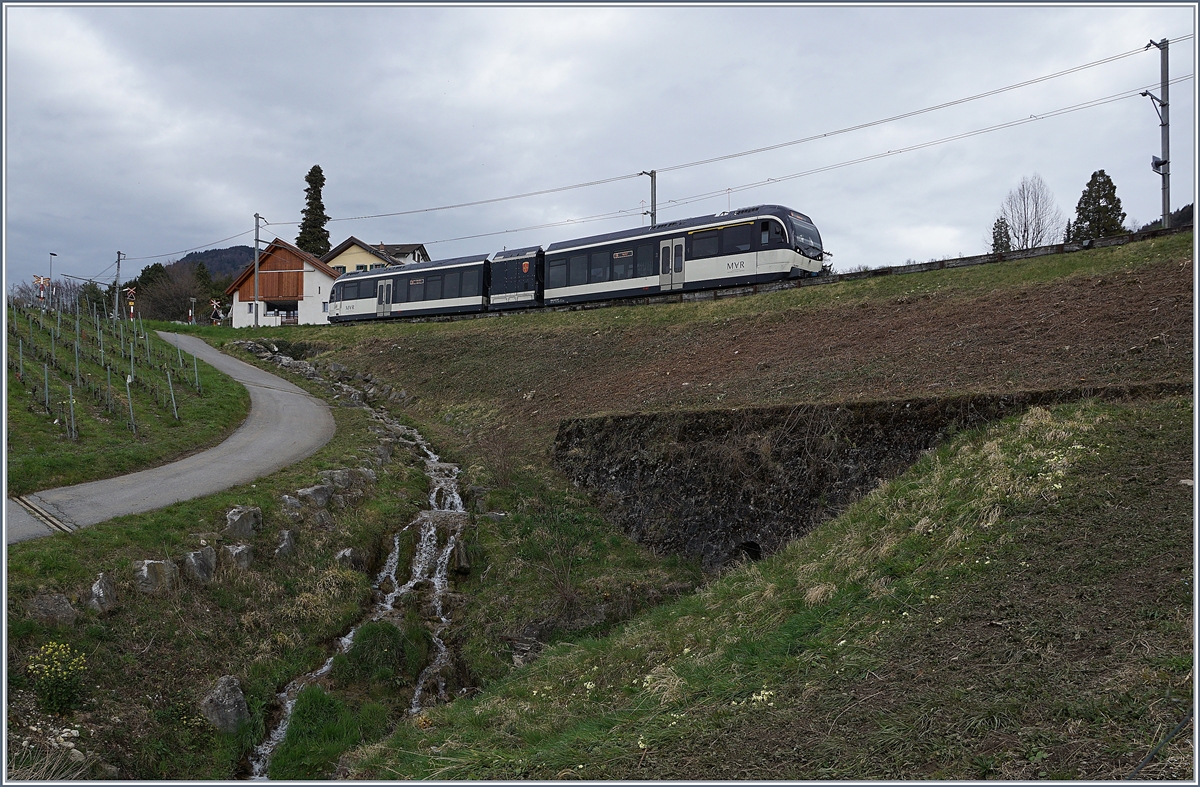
[124, 228, 256, 261]
[419, 75, 1192, 248]
[652, 75, 1195, 216]
[659, 36, 1192, 174]
[262, 37, 1190, 230]
[119, 37, 1194, 261]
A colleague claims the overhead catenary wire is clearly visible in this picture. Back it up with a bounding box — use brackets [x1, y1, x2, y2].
[258, 38, 1191, 231]
[648, 75, 1196, 216]
[656, 35, 1194, 174]
[418, 74, 1193, 247]
[116, 38, 1194, 260]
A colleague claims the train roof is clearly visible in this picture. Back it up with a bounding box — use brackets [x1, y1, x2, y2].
[492, 245, 543, 260]
[544, 205, 808, 253]
[418, 252, 491, 269]
[332, 253, 489, 284]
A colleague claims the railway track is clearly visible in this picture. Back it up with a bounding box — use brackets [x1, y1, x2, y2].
[369, 223, 1192, 326]
[11, 495, 75, 534]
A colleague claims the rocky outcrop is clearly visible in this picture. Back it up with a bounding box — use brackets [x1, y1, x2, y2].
[224, 506, 261, 539]
[184, 546, 218, 584]
[24, 593, 77, 627]
[87, 572, 119, 614]
[275, 530, 296, 559]
[553, 386, 1185, 570]
[336, 547, 367, 572]
[200, 675, 249, 734]
[224, 544, 253, 570]
[134, 560, 180, 594]
[296, 484, 332, 509]
[280, 495, 303, 523]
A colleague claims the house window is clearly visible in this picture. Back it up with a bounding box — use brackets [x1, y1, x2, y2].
[334, 265, 346, 274]
[356, 264, 368, 271]
[323, 302, 329, 313]
[247, 303, 253, 313]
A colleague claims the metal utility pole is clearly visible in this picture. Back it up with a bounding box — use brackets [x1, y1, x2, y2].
[113, 252, 124, 320]
[48, 252, 57, 312]
[640, 170, 657, 227]
[1142, 39, 1170, 229]
[253, 213, 266, 328]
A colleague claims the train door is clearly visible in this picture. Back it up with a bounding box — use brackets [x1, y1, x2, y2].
[376, 280, 392, 316]
[658, 237, 685, 290]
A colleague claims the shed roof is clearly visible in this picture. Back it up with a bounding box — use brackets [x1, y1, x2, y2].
[225, 237, 341, 295]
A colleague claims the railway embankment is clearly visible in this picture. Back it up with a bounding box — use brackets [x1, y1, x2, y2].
[552, 382, 1190, 570]
[6, 230, 1192, 780]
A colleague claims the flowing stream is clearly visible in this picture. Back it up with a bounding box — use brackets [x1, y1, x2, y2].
[248, 416, 466, 780]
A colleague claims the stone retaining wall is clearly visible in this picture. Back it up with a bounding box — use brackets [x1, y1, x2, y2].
[552, 382, 1190, 570]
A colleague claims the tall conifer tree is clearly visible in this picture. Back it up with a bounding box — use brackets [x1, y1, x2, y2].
[296, 165, 332, 256]
[991, 216, 1013, 253]
[1071, 170, 1126, 240]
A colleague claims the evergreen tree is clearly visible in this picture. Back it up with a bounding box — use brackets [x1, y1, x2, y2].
[1063, 219, 1073, 243]
[295, 165, 331, 256]
[991, 216, 1013, 253]
[1071, 169, 1126, 240]
[195, 261, 213, 292]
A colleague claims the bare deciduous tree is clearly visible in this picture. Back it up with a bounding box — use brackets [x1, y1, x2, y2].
[997, 173, 1064, 250]
[139, 263, 206, 321]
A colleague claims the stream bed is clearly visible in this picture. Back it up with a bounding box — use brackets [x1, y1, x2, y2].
[247, 412, 466, 780]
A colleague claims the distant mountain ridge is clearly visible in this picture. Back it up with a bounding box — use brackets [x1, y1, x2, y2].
[176, 246, 254, 279]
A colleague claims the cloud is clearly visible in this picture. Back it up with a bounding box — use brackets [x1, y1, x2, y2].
[3, 4, 1193, 287]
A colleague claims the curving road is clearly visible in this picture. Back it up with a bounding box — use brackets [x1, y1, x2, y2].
[6, 332, 336, 544]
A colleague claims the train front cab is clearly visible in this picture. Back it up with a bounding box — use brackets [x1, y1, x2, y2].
[487, 246, 543, 311]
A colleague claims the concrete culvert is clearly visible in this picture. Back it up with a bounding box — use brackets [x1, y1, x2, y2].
[734, 541, 763, 562]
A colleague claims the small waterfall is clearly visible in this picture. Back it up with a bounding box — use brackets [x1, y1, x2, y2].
[248, 415, 466, 779]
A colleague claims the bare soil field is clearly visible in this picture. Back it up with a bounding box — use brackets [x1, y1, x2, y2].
[333, 252, 1192, 470]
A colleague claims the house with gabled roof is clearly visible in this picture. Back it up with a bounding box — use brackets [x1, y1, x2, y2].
[224, 237, 341, 328]
[322, 236, 431, 275]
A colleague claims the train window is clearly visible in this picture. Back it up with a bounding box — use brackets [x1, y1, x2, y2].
[547, 259, 567, 289]
[569, 255, 588, 286]
[612, 250, 633, 280]
[674, 243, 683, 273]
[462, 269, 481, 297]
[692, 231, 719, 258]
[444, 270, 461, 299]
[723, 224, 753, 253]
[761, 220, 786, 246]
[636, 244, 654, 277]
[394, 277, 408, 303]
[342, 282, 360, 301]
[408, 278, 424, 301]
[660, 246, 671, 274]
[426, 275, 443, 301]
[589, 251, 609, 283]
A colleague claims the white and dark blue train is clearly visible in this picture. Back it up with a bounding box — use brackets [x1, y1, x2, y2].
[327, 204, 825, 322]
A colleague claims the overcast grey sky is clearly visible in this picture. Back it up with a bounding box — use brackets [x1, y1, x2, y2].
[3, 3, 1196, 291]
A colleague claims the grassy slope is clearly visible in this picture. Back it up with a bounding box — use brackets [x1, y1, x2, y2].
[344, 396, 1193, 780]
[5, 235, 1193, 779]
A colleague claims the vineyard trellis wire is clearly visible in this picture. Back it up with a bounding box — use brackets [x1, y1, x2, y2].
[7, 299, 217, 443]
